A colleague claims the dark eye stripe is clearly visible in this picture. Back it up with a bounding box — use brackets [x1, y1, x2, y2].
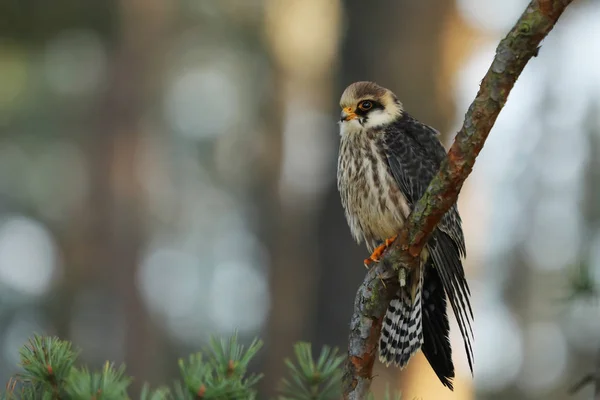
[356, 100, 383, 115]
[371, 101, 383, 110]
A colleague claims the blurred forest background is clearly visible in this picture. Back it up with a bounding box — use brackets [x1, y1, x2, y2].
[0, 0, 599, 399]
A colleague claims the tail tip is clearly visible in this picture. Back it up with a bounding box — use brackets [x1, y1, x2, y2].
[379, 347, 455, 391]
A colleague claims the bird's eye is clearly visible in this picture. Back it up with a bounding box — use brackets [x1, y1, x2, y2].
[359, 100, 373, 111]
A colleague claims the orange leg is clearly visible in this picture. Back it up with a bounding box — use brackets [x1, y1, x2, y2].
[363, 234, 398, 268]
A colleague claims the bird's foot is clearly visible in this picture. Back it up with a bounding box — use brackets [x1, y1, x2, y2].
[363, 234, 398, 269]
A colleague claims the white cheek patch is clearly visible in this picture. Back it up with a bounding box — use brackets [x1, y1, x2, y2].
[364, 109, 396, 129]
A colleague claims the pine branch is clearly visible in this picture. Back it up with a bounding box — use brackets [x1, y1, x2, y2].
[277, 342, 345, 400]
[17, 335, 79, 399]
[6, 333, 377, 400]
[4, 333, 267, 400]
[175, 334, 264, 400]
[4, 332, 406, 399]
[65, 362, 131, 399]
[342, 1, 575, 398]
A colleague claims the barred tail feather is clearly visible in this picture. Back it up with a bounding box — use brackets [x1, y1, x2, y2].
[379, 268, 424, 368]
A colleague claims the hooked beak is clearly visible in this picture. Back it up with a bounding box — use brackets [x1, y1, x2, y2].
[340, 106, 358, 122]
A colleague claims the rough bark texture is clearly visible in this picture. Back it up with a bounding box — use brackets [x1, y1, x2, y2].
[342, 0, 574, 398]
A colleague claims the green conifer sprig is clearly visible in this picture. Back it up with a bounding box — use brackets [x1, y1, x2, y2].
[1, 333, 401, 399]
[174, 334, 263, 400]
[277, 342, 344, 400]
[208, 335, 263, 384]
[18, 334, 78, 397]
[65, 362, 131, 400]
[0, 378, 42, 400]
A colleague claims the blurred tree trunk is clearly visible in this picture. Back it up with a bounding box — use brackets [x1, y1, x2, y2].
[259, 0, 343, 395]
[57, 0, 173, 395]
[315, 0, 474, 398]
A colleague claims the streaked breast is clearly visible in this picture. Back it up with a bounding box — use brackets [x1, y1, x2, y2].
[337, 129, 410, 250]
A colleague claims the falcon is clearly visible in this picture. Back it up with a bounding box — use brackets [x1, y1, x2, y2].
[336, 81, 473, 389]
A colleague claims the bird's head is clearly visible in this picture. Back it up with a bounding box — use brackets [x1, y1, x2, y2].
[338, 81, 403, 134]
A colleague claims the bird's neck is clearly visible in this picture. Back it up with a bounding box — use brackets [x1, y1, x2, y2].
[339, 120, 364, 138]
[339, 123, 384, 144]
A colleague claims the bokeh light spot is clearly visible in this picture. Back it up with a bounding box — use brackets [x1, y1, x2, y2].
[0, 216, 58, 297]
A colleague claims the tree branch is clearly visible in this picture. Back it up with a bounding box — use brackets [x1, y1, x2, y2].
[342, 1, 574, 398]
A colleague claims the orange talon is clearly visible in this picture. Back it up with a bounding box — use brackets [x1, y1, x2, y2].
[363, 234, 398, 268]
[384, 234, 398, 247]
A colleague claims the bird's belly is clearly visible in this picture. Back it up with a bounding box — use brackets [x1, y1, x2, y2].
[348, 179, 407, 246]
[338, 138, 411, 250]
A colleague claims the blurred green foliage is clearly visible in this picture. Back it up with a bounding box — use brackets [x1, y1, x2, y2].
[0, 333, 402, 400]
